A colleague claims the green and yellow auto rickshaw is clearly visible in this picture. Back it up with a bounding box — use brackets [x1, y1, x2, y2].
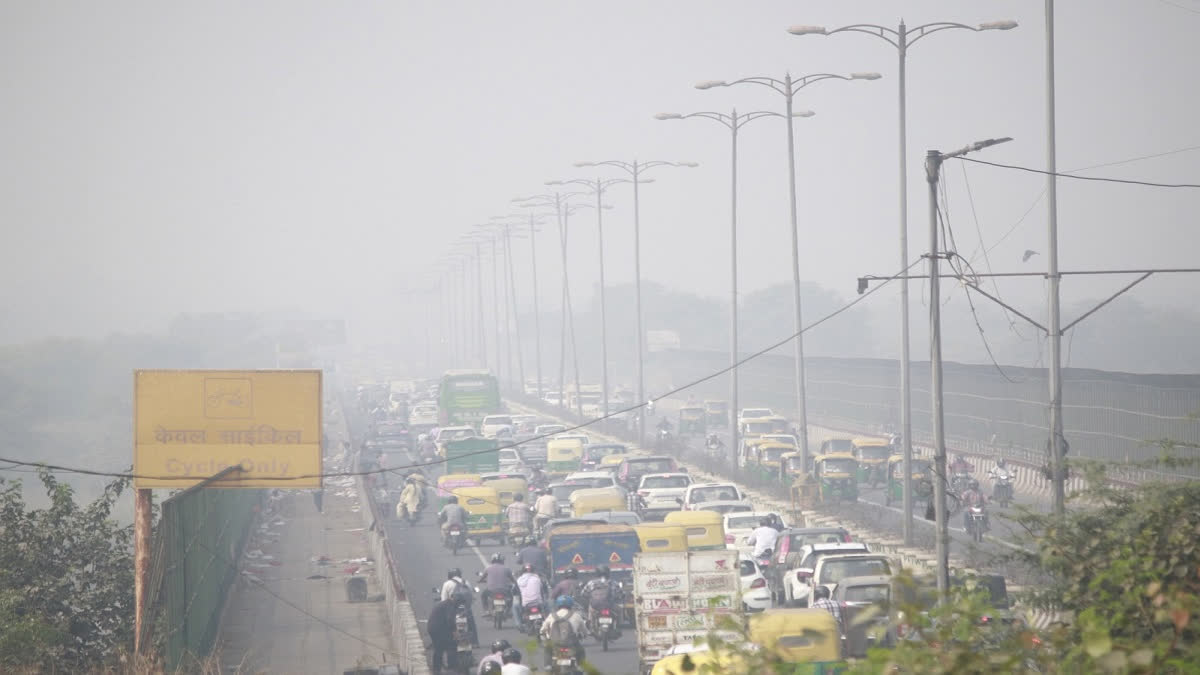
[458, 485, 503, 544]
[852, 437, 892, 487]
[678, 406, 708, 436]
[704, 400, 729, 428]
[741, 440, 794, 482]
[545, 437, 585, 477]
[813, 453, 859, 503]
[885, 455, 934, 507]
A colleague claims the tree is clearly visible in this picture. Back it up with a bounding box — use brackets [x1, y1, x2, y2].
[0, 469, 135, 669]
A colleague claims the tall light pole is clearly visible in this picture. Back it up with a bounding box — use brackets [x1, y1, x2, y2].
[697, 71, 879, 472]
[547, 178, 639, 424]
[926, 135, 1012, 600]
[1043, 0, 1066, 516]
[474, 225, 506, 388]
[573, 159, 698, 447]
[790, 18, 1016, 544]
[655, 108, 813, 468]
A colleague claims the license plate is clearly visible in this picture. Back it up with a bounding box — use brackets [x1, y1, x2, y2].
[599, 617, 613, 625]
[557, 659, 574, 666]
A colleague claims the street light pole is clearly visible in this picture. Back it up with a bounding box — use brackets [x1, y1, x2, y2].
[1044, 0, 1066, 516]
[925, 136, 1012, 601]
[573, 160, 698, 448]
[697, 71, 879, 473]
[790, 17, 1017, 545]
[655, 108, 812, 467]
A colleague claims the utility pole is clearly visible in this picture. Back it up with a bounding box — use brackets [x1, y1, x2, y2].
[1044, 0, 1067, 516]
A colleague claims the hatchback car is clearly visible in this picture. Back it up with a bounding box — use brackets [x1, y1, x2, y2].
[739, 554, 774, 612]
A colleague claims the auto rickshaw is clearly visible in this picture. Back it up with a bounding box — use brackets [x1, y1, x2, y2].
[749, 608, 844, 668]
[545, 437, 585, 477]
[436, 473, 482, 507]
[598, 452, 632, 474]
[852, 438, 892, 487]
[457, 485, 503, 544]
[704, 400, 729, 428]
[581, 443, 629, 471]
[479, 472, 528, 507]
[650, 647, 751, 675]
[812, 453, 859, 503]
[740, 441, 793, 482]
[663, 510, 726, 550]
[569, 486, 626, 517]
[885, 455, 934, 507]
[678, 406, 707, 436]
[634, 523, 689, 552]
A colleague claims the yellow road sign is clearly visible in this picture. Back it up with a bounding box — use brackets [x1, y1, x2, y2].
[134, 370, 322, 488]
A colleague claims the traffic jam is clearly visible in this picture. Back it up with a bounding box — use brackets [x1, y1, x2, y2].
[352, 372, 1018, 674]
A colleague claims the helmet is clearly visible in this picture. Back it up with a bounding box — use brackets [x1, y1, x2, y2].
[556, 595, 574, 608]
[513, 492, 525, 502]
[813, 586, 831, 600]
[760, 517, 772, 528]
[447, 496, 459, 504]
[523, 563, 535, 574]
[481, 661, 502, 675]
[597, 564, 610, 577]
[448, 568, 461, 579]
[997, 457, 1007, 467]
[490, 639, 512, 654]
[501, 648, 522, 664]
[565, 567, 578, 579]
[969, 480, 980, 491]
[491, 553, 505, 564]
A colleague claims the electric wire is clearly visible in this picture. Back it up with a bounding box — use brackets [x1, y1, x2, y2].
[0, 256, 922, 484]
[955, 156, 1200, 189]
[959, 160, 1026, 341]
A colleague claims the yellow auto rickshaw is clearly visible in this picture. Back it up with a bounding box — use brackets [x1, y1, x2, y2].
[479, 472, 528, 507]
[634, 523, 689, 553]
[678, 406, 707, 435]
[663, 510, 726, 550]
[569, 486, 627, 517]
[749, 608, 844, 667]
[650, 647, 750, 675]
[742, 440, 794, 482]
[598, 453, 632, 473]
[852, 437, 892, 487]
[436, 473, 482, 507]
[456, 485, 503, 544]
[545, 437, 585, 477]
[885, 454, 934, 507]
[704, 400, 729, 428]
[813, 453, 858, 503]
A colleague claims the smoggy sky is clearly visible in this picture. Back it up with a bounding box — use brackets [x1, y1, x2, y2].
[1, 1, 1197, 351]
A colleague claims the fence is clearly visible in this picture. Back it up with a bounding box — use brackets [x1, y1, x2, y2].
[143, 479, 263, 670]
[645, 351, 1200, 480]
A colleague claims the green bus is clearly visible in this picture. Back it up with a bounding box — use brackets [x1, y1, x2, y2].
[438, 369, 502, 428]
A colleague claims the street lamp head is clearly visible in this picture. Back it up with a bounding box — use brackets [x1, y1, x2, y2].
[971, 136, 1013, 152]
[792, 110, 815, 118]
[787, 25, 828, 35]
[654, 113, 683, 120]
[851, 72, 883, 81]
[573, 161, 596, 168]
[680, 162, 699, 168]
[695, 80, 727, 90]
[979, 20, 1018, 31]
[545, 180, 563, 186]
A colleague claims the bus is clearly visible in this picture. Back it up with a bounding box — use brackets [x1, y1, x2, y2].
[438, 370, 502, 428]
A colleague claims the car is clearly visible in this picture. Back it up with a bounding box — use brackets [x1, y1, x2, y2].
[616, 455, 680, 491]
[724, 512, 789, 553]
[738, 407, 774, 420]
[546, 480, 595, 517]
[636, 472, 692, 521]
[579, 510, 641, 526]
[563, 471, 622, 491]
[542, 391, 564, 407]
[533, 424, 567, 437]
[680, 482, 744, 510]
[811, 553, 893, 596]
[782, 543, 874, 606]
[553, 432, 590, 446]
[431, 425, 475, 443]
[509, 414, 539, 434]
[580, 443, 629, 471]
[498, 447, 525, 472]
[832, 575, 896, 657]
[739, 554, 774, 612]
[518, 442, 547, 469]
[408, 404, 439, 428]
[694, 500, 756, 516]
[480, 414, 515, 438]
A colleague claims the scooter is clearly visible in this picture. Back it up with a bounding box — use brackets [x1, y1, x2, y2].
[992, 472, 1014, 508]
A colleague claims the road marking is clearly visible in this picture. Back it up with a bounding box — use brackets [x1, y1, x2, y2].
[470, 542, 489, 568]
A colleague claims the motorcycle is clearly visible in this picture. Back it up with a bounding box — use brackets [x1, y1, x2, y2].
[453, 607, 474, 672]
[444, 524, 466, 555]
[486, 590, 512, 629]
[656, 428, 675, 454]
[507, 521, 532, 548]
[551, 645, 581, 675]
[591, 606, 618, 651]
[992, 471, 1014, 508]
[522, 603, 545, 643]
[966, 505, 987, 543]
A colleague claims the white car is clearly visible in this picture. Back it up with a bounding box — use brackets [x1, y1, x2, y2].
[694, 500, 756, 516]
[681, 482, 744, 510]
[543, 391, 564, 407]
[564, 471, 621, 492]
[553, 433, 590, 446]
[724, 512, 789, 553]
[408, 404, 439, 427]
[738, 407, 774, 421]
[509, 414, 539, 433]
[533, 424, 567, 437]
[480, 414, 514, 438]
[498, 447, 524, 472]
[739, 554, 774, 612]
[431, 425, 475, 443]
[636, 472, 692, 520]
[783, 542, 871, 606]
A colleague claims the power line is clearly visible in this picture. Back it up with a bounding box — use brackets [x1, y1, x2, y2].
[0, 257, 920, 484]
[959, 160, 1027, 341]
[1070, 144, 1200, 172]
[1157, 0, 1200, 15]
[956, 156, 1200, 189]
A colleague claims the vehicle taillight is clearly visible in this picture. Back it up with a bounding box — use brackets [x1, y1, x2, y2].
[750, 578, 766, 589]
[725, 534, 735, 544]
[529, 606, 540, 614]
[776, 538, 789, 564]
[600, 608, 611, 616]
[843, 534, 852, 543]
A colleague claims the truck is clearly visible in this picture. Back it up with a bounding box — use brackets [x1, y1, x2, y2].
[547, 523, 640, 579]
[633, 549, 743, 673]
[442, 437, 500, 475]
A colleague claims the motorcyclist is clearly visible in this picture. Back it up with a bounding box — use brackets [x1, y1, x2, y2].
[533, 489, 558, 534]
[504, 493, 533, 537]
[500, 647, 531, 675]
[397, 476, 422, 522]
[438, 495, 467, 541]
[541, 594, 587, 667]
[478, 553, 516, 614]
[476, 639, 511, 675]
[988, 457, 1012, 481]
[527, 466, 549, 491]
[440, 568, 478, 647]
[515, 563, 547, 626]
[960, 479, 989, 531]
[706, 433, 725, 452]
[516, 536, 549, 577]
[949, 454, 975, 477]
[656, 417, 672, 434]
[551, 566, 581, 602]
[747, 517, 780, 561]
[579, 564, 622, 638]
